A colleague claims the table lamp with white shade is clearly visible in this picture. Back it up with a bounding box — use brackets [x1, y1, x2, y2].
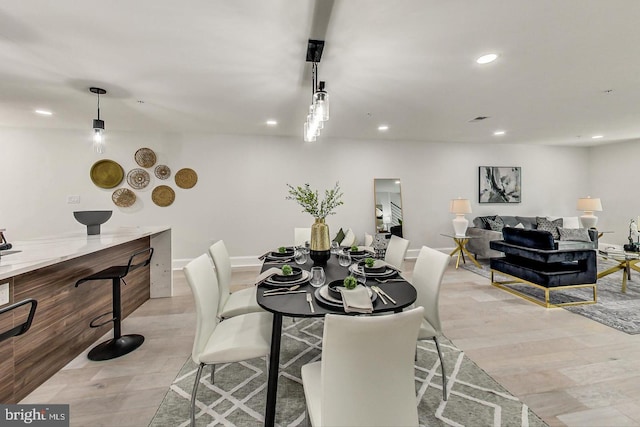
[450, 198, 472, 236]
[576, 196, 602, 229]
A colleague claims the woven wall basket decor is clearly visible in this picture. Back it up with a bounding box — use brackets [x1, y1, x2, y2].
[90, 159, 124, 189]
[112, 188, 136, 207]
[154, 164, 171, 180]
[135, 147, 157, 168]
[175, 168, 198, 189]
[127, 168, 151, 189]
[152, 185, 175, 207]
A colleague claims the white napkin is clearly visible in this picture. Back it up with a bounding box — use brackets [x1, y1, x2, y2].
[374, 259, 402, 272]
[255, 267, 282, 285]
[339, 285, 373, 314]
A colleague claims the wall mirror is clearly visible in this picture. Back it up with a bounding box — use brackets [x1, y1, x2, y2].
[374, 178, 403, 237]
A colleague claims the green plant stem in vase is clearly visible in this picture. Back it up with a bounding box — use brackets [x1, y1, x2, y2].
[286, 182, 343, 265]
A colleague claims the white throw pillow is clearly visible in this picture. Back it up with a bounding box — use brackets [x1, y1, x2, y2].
[562, 217, 580, 229]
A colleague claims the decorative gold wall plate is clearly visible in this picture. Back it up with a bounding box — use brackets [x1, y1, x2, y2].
[134, 147, 157, 168]
[112, 188, 136, 207]
[154, 164, 171, 180]
[152, 185, 175, 207]
[127, 168, 151, 189]
[175, 168, 198, 189]
[90, 159, 124, 189]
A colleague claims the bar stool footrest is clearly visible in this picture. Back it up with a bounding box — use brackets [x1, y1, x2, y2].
[89, 311, 116, 328]
[88, 334, 145, 361]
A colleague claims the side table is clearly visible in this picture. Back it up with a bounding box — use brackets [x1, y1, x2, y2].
[598, 248, 640, 293]
[441, 233, 482, 269]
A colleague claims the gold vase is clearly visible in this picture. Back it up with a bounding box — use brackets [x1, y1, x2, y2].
[310, 218, 331, 265]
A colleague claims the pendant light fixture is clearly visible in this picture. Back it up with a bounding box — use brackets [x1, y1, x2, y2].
[90, 87, 107, 154]
[304, 40, 329, 142]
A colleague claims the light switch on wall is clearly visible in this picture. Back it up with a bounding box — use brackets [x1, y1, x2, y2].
[67, 195, 80, 204]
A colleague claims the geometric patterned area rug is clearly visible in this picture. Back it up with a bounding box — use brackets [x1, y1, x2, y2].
[150, 317, 547, 426]
[462, 258, 640, 334]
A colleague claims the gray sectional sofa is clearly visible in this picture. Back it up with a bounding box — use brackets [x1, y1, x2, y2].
[466, 215, 597, 259]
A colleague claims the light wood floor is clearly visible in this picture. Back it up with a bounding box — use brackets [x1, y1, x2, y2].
[22, 260, 640, 426]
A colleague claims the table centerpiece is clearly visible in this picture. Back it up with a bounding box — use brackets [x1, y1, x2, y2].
[286, 182, 343, 265]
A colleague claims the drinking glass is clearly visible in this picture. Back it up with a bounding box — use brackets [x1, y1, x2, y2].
[309, 266, 326, 288]
[338, 250, 351, 267]
[330, 241, 340, 254]
[294, 247, 307, 265]
[353, 266, 367, 287]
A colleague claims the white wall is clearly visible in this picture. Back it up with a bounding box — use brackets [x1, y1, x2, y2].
[589, 139, 640, 244]
[1, 128, 593, 264]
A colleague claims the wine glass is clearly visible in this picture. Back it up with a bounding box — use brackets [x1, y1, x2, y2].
[294, 247, 307, 265]
[309, 267, 326, 288]
[338, 250, 351, 267]
[352, 266, 367, 287]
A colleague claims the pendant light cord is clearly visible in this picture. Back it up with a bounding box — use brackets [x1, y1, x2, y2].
[96, 92, 101, 120]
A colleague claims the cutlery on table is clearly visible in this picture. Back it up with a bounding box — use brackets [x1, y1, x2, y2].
[258, 251, 271, 260]
[262, 284, 300, 294]
[263, 259, 292, 264]
[306, 293, 315, 313]
[262, 289, 307, 297]
[375, 278, 406, 283]
[371, 286, 387, 304]
[373, 286, 397, 304]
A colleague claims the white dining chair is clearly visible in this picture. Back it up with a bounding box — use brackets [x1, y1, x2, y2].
[412, 245, 451, 400]
[208, 240, 264, 319]
[294, 227, 311, 246]
[364, 232, 374, 248]
[341, 228, 356, 247]
[384, 234, 410, 269]
[301, 307, 423, 427]
[183, 254, 272, 427]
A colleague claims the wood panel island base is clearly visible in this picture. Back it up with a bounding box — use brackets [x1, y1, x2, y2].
[0, 227, 171, 403]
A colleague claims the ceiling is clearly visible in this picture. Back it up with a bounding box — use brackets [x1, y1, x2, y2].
[2, 0, 640, 146]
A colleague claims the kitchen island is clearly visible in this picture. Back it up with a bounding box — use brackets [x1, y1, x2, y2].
[0, 226, 171, 403]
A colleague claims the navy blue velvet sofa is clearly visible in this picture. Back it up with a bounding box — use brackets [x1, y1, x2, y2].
[489, 227, 597, 308]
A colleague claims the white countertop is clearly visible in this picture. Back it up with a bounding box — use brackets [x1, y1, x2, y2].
[0, 226, 170, 281]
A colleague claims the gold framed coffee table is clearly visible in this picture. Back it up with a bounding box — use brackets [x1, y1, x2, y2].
[441, 233, 482, 269]
[598, 248, 640, 293]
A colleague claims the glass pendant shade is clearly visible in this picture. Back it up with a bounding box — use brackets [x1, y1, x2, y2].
[304, 122, 316, 142]
[313, 91, 329, 121]
[92, 118, 105, 154]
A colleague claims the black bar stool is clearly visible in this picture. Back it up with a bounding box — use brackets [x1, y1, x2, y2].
[75, 247, 153, 361]
[0, 298, 37, 342]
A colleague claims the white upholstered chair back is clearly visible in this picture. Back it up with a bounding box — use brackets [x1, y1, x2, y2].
[384, 235, 410, 269]
[413, 245, 449, 336]
[341, 228, 356, 247]
[183, 254, 220, 364]
[319, 307, 423, 426]
[294, 227, 311, 246]
[364, 232, 374, 248]
[208, 240, 232, 313]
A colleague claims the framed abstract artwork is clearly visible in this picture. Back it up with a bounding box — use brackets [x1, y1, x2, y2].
[479, 166, 521, 203]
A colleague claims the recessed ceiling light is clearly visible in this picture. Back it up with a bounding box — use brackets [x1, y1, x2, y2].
[493, 130, 505, 136]
[592, 135, 603, 139]
[476, 53, 498, 64]
[266, 120, 277, 126]
[35, 109, 52, 116]
[378, 125, 389, 131]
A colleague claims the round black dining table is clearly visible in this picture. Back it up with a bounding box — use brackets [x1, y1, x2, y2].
[257, 254, 417, 427]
